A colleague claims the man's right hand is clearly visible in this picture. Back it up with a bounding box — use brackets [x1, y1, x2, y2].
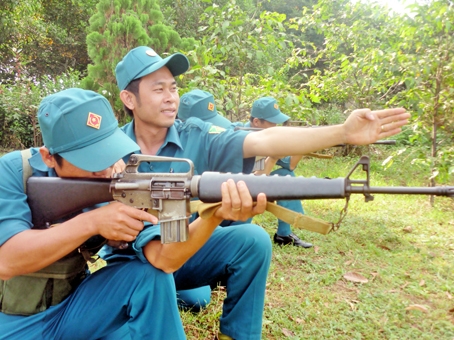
[85, 202, 157, 242]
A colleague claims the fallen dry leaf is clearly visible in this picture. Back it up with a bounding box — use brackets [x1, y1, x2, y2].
[447, 292, 453, 300]
[419, 279, 425, 287]
[282, 328, 295, 337]
[343, 272, 369, 283]
[345, 299, 357, 311]
[314, 245, 319, 253]
[377, 244, 391, 251]
[405, 304, 429, 313]
[403, 226, 413, 233]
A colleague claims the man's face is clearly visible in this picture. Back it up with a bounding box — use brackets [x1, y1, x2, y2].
[53, 158, 113, 178]
[131, 66, 180, 129]
[252, 118, 277, 129]
[39, 147, 113, 178]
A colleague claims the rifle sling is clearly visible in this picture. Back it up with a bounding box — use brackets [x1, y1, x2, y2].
[189, 200, 332, 235]
[21, 149, 33, 192]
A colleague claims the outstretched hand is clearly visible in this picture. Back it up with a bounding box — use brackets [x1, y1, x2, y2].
[343, 108, 410, 145]
[214, 179, 267, 221]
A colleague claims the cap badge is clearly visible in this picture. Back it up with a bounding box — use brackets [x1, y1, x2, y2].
[146, 49, 157, 57]
[87, 112, 102, 129]
[208, 102, 215, 111]
[274, 103, 279, 109]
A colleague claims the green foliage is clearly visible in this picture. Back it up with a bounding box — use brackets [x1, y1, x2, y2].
[0, 0, 94, 83]
[307, 103, 347, 126]
[287, 0, 454, 183]
[0, 70, 82, 149]
[160, 0, 258, 40]
[181, 1, 314, 122]
[289, 0, 401, 108]
[4, 0, 454, 182]
[391, 1, 454, 184]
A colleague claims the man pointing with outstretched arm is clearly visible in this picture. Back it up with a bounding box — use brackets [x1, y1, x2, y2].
[107, 46, 409, 340]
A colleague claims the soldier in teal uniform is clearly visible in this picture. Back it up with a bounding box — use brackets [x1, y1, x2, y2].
[106, 47, 272, 340]
[178, 89, 234, 129]
[179, 92, 312, 248]
[0, 88, 266, 340]
[246, 97, 313, 248]
[0, 88, 267, 339]
[106, 45, 409, 340]
[177, 89, 253, 311]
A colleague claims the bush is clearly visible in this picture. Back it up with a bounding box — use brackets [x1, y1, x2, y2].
[0, 70, 82, 149]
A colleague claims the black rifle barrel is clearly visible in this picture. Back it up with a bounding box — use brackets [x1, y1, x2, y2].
[348, 186, 454, 196]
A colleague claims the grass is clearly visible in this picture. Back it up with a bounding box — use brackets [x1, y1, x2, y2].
[180, 148, 454, 339]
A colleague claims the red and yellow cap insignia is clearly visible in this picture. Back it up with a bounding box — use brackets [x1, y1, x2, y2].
[274, 103, 279, 110]
[87, 112, 102, 129]
[208, 102, 215, 111]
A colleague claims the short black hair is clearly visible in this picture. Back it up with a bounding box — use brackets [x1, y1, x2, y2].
[53, 153, 64, 167]
[123, 78, 142, 118]
[249, 116, 265, 124]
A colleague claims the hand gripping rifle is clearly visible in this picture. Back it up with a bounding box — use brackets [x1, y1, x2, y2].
[27, 154, 454, 244]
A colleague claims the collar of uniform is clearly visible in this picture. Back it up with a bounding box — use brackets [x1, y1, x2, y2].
[244, 121, 251, 127]
[159, 122, 183, 153]
[121, 120, 184, 154]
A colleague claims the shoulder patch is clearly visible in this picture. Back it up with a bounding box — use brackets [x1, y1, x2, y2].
[208, 125, 226, 134]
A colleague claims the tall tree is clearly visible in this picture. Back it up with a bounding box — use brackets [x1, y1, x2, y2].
[0, 0, 95, 82]
[289, 0, 400, 107]
[395, 0, 454, 188]
[83, 0, 196, 122]
[288, 0, 454, 185]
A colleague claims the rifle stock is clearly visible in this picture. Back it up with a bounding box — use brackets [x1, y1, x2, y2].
[27, 155, 454, 243]
[27, 178, 112, 228]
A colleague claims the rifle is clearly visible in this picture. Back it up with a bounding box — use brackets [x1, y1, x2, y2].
[27, 154, 454, 244]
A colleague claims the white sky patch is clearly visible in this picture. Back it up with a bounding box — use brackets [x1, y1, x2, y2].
[374, 0, 408, 13]
[361, 0, 426, 15]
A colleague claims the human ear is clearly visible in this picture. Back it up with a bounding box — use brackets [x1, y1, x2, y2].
[119, 90, 135, 111]
[39, 147, 56, 168]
